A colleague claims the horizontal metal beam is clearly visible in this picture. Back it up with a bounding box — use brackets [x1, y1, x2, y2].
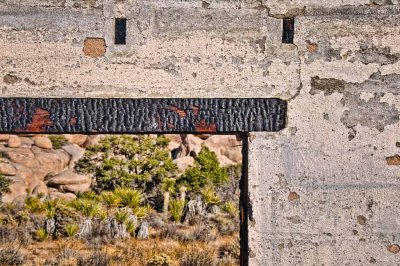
[0, 98, 286, 133]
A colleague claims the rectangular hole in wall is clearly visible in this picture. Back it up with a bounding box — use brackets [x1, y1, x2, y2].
[282, 17, 295, 44]
[115, 18, 127, 45]
[0, 133, 246, 265]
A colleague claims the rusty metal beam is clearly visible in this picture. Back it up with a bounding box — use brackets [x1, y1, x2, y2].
[0, 98, 286, 133]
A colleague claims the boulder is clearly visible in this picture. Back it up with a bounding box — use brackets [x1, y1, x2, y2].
[202, 135, 242, 164]
[46, 169, 91, 186]
[0, 163, 17, 176]
[33, 136, 53, 149]
[1, 147, 38, 168]
[7, 136, 22, 148]
[13, 164, 34, 182]
[49, 191, 77, 201]
[165, 134, 183, 144]
[32, 146, 70, 175]
[217, 155, 236, 167]
[176, 134, 203, 158]
[58, 182, 91, 193]
[168, 141, 180, 151]
[32, 181, 49, 196]
[0, 135, 10, 141]
[83, 135, 102, 147]
[174, 156, 195, 174]
[62, 144, 85, 168]
[64, 134, 88, 146]
[1, 180, 28, 203]
[20, 137, 34, 147]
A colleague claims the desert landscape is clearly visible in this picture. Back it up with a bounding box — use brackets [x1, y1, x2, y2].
[0, 134, 242, 265]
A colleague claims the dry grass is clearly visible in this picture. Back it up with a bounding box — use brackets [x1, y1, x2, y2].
[0, 234, 239, 266]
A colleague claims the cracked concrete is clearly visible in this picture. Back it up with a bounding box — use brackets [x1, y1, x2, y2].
[0, 1, 399, 265]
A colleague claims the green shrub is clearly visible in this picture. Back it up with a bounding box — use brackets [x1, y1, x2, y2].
[48, 135, 68, 149]
[65, 223, 79, 238]
[169, 199, 185, 223]
[35, 228, 48, 241]
[75, 135, 177, 193]
[0, 174, 11, 203]
[178, 147, 229, 191]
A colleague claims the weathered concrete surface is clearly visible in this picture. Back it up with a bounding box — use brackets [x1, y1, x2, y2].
[0, 0, 399, 265]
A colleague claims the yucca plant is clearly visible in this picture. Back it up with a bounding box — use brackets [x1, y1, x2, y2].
[201, 185, 221, 206]
[25, 196, 45, 213]
[169, 199, 185, 223]
[69, 199, 101, 218]
[44, 199, 58, 218]
[125, 220, 136, 236]
[65, 223, 79, 238]
[101, 191, 121, 208]
[222, 201, 238, 216]
[114, 208, 129, 224]
[114, 188, 143, 208]
[132, 204, 152, 219]
[35, 228, 48, 241]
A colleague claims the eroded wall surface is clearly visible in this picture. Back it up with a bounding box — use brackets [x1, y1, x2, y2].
[0, 0, 399, 265]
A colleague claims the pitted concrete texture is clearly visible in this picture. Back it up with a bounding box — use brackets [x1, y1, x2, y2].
[0, 1, 400, 265]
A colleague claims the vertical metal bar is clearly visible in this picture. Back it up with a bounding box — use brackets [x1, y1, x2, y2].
[240, 133, 249, 266]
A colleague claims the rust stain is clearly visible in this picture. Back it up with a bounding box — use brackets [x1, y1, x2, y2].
[288, 191, 300, 202]
[70, 117, 77, 125]
[386, 155, 400, 165]
[306, 41, 318, 53]
[357, 215, 367, 225]
[170, 105, 186, 118]
[387, 244, 400, 254]
[17, 108, 53, 132]
[195, 119, 217, 133]
[192, 106, 200, 116]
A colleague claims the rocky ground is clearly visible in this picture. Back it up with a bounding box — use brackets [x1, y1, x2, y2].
[0, 134, 242, 204]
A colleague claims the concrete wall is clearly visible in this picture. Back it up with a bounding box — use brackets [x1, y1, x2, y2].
[1, 0, 399, 265]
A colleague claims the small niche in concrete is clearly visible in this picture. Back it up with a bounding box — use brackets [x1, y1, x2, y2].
[282, 17, 294, 44]
[115, 18, 127, 45]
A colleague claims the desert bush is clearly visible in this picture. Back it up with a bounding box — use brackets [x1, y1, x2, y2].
[35, 228, 48, 241]
[49, 135, 68, 149]
[180, 247, 216, 266]
[178, 147, 229, 192]
[75, 135, 177, 193]
[65, 223, 79, 238]
[147, 253, 173, 266]
[0, 174, 11, 203]
[0, 247, 24, 265]
[169, 199, 185, 223]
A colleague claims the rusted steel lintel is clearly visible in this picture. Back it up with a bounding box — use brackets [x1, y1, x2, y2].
[0, 98, 287, 133]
